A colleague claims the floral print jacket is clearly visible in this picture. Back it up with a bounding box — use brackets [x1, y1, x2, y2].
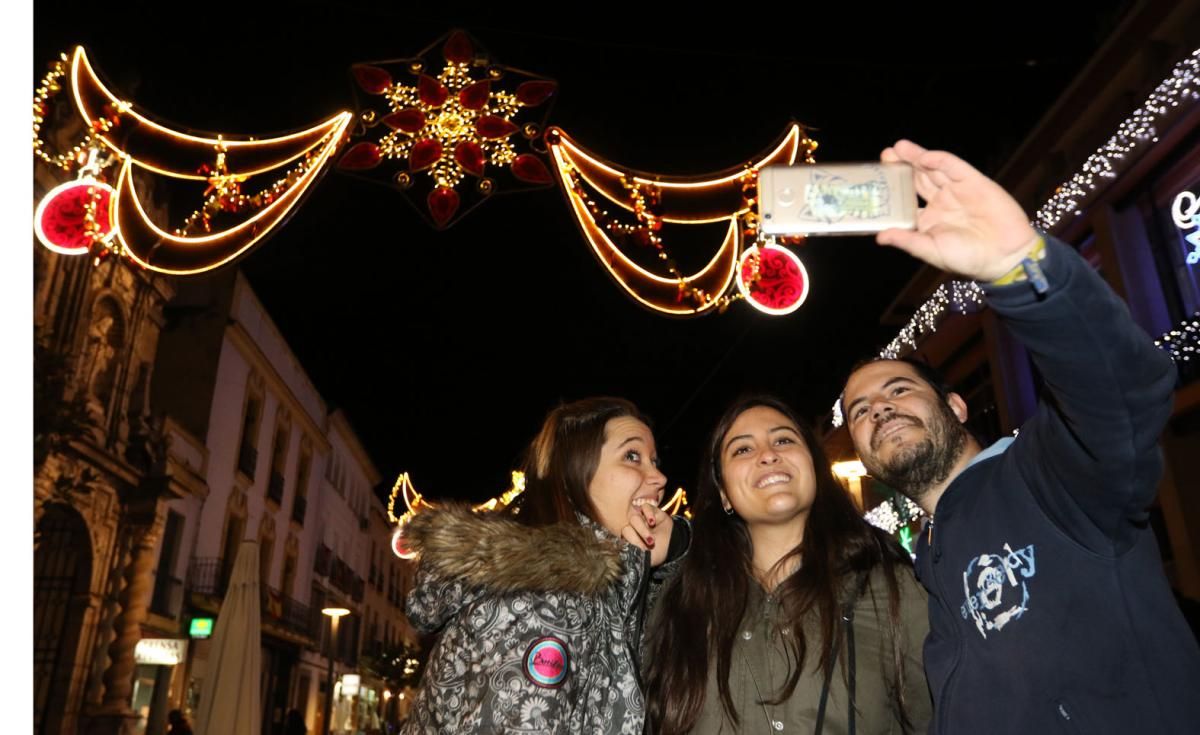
[400, 505, 683, 734]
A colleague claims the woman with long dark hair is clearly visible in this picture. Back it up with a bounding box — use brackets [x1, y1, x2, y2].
[400, 397, 685, 734]
[645, 395, 930, 733]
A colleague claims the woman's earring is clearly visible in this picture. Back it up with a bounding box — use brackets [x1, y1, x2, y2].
[723, 505, 735, 516]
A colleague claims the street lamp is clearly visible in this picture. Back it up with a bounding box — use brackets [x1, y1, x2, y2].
[321, 607, 350, 735]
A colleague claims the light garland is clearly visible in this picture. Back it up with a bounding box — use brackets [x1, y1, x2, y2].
[547, 123, 815, 316]
[1155, 313, 1200, 363]
[832, 47, 1200, 428]
[864, 501, 901, 535]
[387, 470, 528, 559]
[1035, 48, 1200, 231]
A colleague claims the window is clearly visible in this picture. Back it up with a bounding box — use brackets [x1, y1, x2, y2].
[267, 419, 290, 505]
[292, 444, 311, 525]
[237, 387, 263, 479]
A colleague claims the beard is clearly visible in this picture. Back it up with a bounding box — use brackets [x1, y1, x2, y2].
[864, 400, 970, 503]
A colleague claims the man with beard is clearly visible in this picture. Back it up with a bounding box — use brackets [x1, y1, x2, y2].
[839, 140, 1200, 734]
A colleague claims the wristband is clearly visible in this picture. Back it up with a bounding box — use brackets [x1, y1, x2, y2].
[991, 235, 1048, 294]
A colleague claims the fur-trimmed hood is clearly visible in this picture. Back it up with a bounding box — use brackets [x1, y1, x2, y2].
[404, 504, 626, 631]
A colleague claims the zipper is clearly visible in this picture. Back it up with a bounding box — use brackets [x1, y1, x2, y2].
[927, 516, 961, 735]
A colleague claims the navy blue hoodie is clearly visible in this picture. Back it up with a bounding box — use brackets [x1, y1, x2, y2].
[915, 237, 1200, 734]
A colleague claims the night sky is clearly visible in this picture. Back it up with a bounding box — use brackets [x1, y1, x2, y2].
[35, 2, 1132, 504]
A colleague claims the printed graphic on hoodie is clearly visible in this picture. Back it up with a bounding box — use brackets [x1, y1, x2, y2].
[960, 543, 1036, 639]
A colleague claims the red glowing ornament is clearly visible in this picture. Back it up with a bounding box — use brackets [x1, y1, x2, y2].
[34, 179, 116, 255]
[427, 186, 460, 227]
[736, 244, 810, 315]
[391, 524, 416, 560]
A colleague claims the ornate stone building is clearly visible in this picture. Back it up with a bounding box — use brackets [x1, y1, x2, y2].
[33, 156, 182, 735]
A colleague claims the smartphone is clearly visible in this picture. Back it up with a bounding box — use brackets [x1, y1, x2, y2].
[758, 162, 917, 236]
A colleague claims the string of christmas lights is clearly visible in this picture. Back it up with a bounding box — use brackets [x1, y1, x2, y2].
[1155, 313, 1200, 364]
[1035, 48, 1200, 231]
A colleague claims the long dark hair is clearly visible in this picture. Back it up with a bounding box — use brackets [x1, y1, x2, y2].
[645, 395, 913, 733]
[516, 396, 650, 527]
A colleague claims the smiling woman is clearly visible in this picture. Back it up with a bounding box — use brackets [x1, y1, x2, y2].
[399, 397, 687, 734]
[645, 394, 931, 734]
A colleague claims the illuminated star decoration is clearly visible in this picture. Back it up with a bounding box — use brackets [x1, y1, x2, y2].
[339, 29, 558, 229]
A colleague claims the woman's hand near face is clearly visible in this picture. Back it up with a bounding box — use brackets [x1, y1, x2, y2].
[622, 500, 674, 567]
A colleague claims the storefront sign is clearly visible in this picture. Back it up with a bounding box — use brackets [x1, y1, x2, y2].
[341, 674, 361, 697]
[189, 617, 214, 639]
[1172, 191, 1200, 265]
[134, 638, 188, 666]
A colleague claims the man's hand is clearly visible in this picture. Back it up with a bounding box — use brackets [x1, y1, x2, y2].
[876, 140, 1040, 282]
[621, 500, 674, 567]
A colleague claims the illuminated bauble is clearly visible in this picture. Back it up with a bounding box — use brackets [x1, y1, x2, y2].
[391, 522, 416, 560]
[34, 179, 115, 255]
[736, 244, 809, 315]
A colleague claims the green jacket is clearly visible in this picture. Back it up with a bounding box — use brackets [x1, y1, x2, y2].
[694, 565, 932, 734]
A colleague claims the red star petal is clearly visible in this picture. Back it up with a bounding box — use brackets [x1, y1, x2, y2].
[352, 65, 392, 95]
[476, 115, 518, 139]
[427, 186, 460, 227]
[337, 142, 382, 170]
[454, 142, 486, 176]
[418, 75, 449, 107]
[382, 109, 426, 133]
[443, 31, 474, 64]
[511, 154, 552, 184]
[458, 80, 491, 111]
[409, 139, 444, 171]
[516, 81, 557, 107]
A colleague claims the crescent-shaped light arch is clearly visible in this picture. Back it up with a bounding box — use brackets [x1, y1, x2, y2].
[113, 112, 349, 275]
[70, 45, 351, 179]
[546, 124, 812, 315]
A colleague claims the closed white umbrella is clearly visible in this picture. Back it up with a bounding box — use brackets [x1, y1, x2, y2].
[195, 539, 262, 735]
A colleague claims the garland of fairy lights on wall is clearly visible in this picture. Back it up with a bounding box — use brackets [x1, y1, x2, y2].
[834, 47, 1200, 429]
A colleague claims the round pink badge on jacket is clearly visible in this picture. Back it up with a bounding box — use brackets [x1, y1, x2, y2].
[523, 636, 569, 688]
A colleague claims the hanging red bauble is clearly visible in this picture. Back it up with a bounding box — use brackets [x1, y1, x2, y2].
[34, 180, 115, 255]
[427, 186, 460, 227]
[736, 244, 810, 315]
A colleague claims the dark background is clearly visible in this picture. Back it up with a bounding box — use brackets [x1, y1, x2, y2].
[34, 2, 1132, 503]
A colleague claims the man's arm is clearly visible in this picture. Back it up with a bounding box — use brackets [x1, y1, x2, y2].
[877, 141, 1177, 548]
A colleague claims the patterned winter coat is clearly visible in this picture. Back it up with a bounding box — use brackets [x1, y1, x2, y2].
[399, 505, 659, 734]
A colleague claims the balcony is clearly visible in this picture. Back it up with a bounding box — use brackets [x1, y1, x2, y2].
[262, 585, 315, 639]
[188, 557, 228, 598]
[149, 574, 183, 619]
[267, 472, 285, 505]
[237, 443, 258, 479]
[291, 495, 307, 525]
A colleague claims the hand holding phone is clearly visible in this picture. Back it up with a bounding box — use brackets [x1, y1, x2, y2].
[758, 162, 917, 236]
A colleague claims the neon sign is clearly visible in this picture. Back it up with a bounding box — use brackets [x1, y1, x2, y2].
[1172, 191, 1200, 265]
